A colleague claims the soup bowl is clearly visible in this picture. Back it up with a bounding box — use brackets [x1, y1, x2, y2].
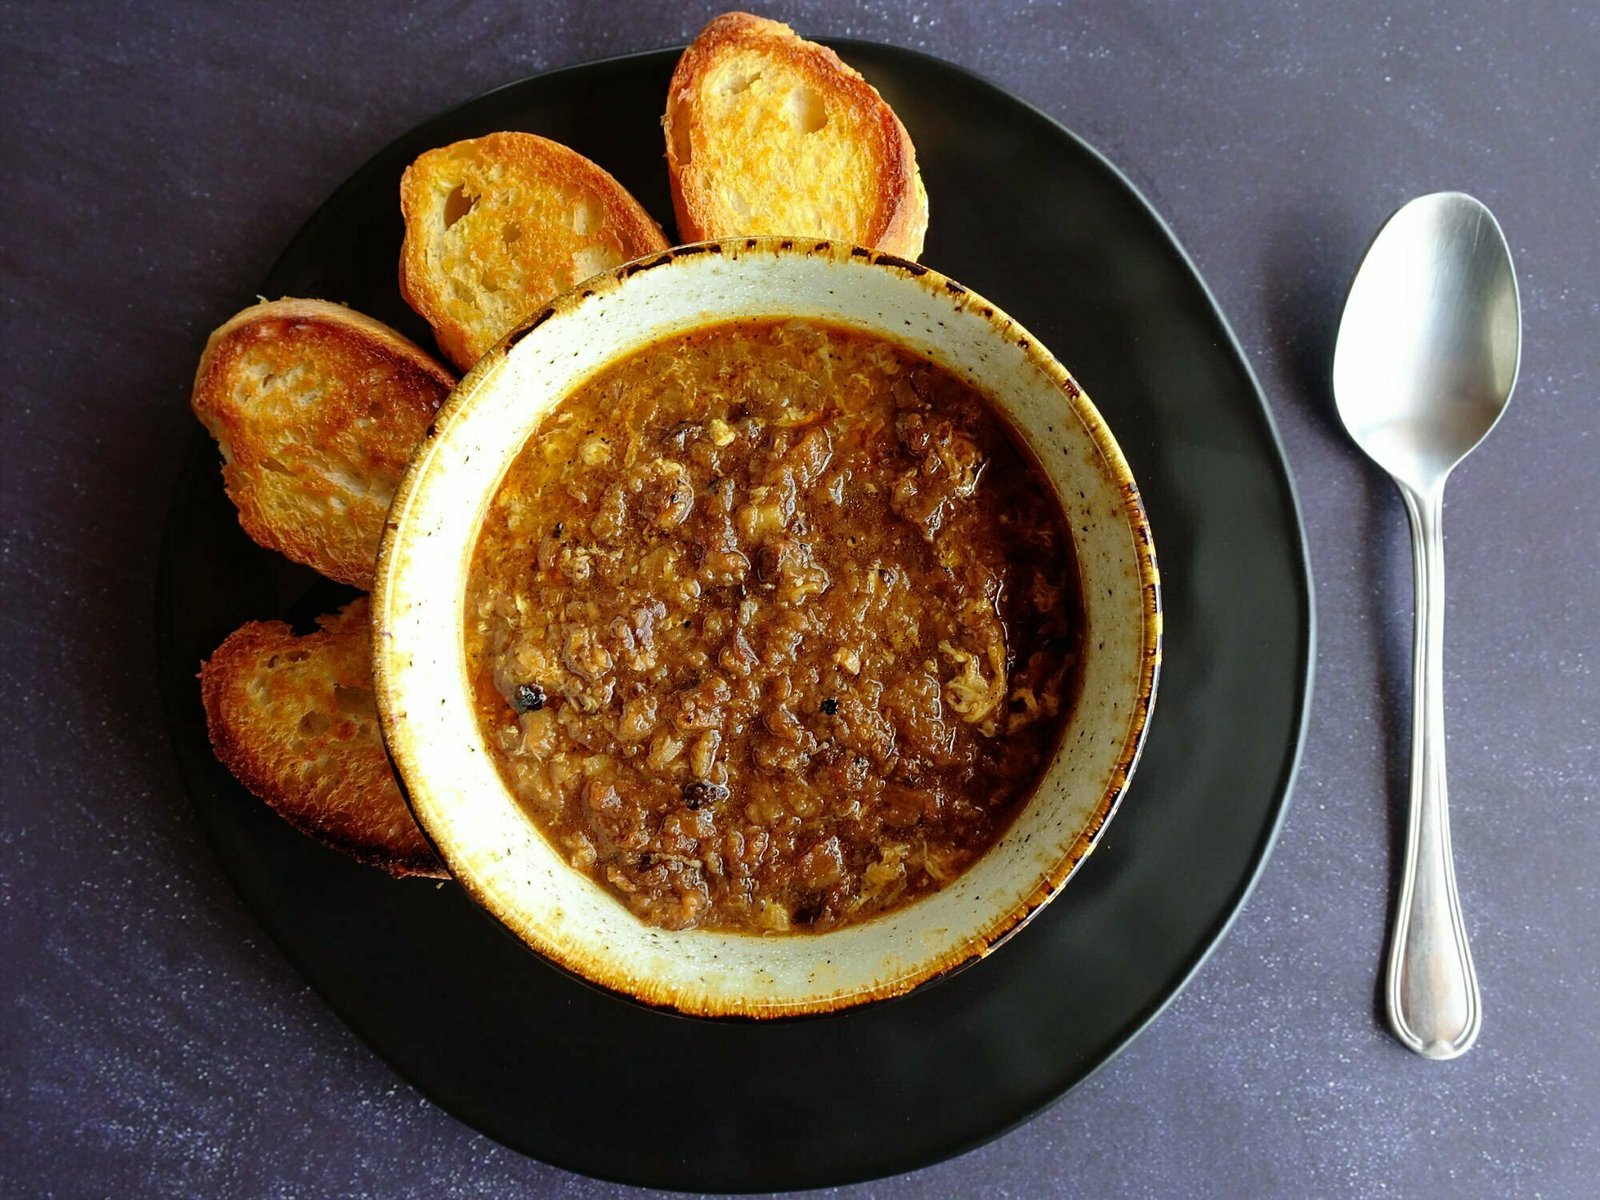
[373, 239, 1160, 1018]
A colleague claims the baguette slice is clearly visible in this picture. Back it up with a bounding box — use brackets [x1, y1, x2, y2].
[200, 597, 445, 879]
[192, 299, 455, 589]
[664, 12, 928, 259]
[399, 132, 671, 370]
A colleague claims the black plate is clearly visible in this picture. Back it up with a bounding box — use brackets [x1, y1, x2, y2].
[158, 43, 1313, 1192]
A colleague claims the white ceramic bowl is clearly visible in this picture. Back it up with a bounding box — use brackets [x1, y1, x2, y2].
[374, 239, 1160, 1018]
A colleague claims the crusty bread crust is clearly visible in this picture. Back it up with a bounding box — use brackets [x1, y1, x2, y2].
[664, 12, 928, 259]
[191, 298, 455, 589]
[200, 598, 446, 879]
[398, 132, 670, 370]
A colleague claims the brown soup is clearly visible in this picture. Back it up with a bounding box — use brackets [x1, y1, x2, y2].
[465, 319, 1081, 932]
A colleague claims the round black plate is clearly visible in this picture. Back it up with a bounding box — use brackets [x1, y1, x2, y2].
[158, 44, 1313, 1192]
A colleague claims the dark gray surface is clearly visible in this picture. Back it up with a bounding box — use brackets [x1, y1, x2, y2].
[2, 1, 1595, 1196]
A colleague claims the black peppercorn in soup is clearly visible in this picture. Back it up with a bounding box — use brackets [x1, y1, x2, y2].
[465, 319, 1082, 933]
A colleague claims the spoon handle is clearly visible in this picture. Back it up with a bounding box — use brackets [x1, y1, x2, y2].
[1387, 484, 1481, 1059]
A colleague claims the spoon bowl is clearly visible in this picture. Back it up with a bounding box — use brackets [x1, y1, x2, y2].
[1334, 192, 1521, 490]
[1332, 191, 1520, 1060]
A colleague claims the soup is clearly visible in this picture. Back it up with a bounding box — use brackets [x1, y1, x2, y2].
[465, 319, 1081, 932]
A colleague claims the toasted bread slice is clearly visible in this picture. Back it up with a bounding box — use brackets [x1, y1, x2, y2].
[664, 12, 928, 259]
[399, 132, 671, 370]
[192, 299, 455, 589]
[200, 597, 445, 879]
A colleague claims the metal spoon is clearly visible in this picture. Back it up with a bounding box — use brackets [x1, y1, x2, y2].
[1332, 192, 1521, 1060]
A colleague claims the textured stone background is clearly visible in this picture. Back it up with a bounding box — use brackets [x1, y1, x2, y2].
[2, 1, 1596, 1196]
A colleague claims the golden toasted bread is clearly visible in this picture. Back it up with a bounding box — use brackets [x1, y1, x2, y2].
[398, 132, 671, 370]
[200, 597, 445, 879]
[192, 299, 455, 589]
[664, 12, 928, 259]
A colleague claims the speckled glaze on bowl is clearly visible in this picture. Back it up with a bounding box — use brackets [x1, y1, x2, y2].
[373, 239, 1160, 1018]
